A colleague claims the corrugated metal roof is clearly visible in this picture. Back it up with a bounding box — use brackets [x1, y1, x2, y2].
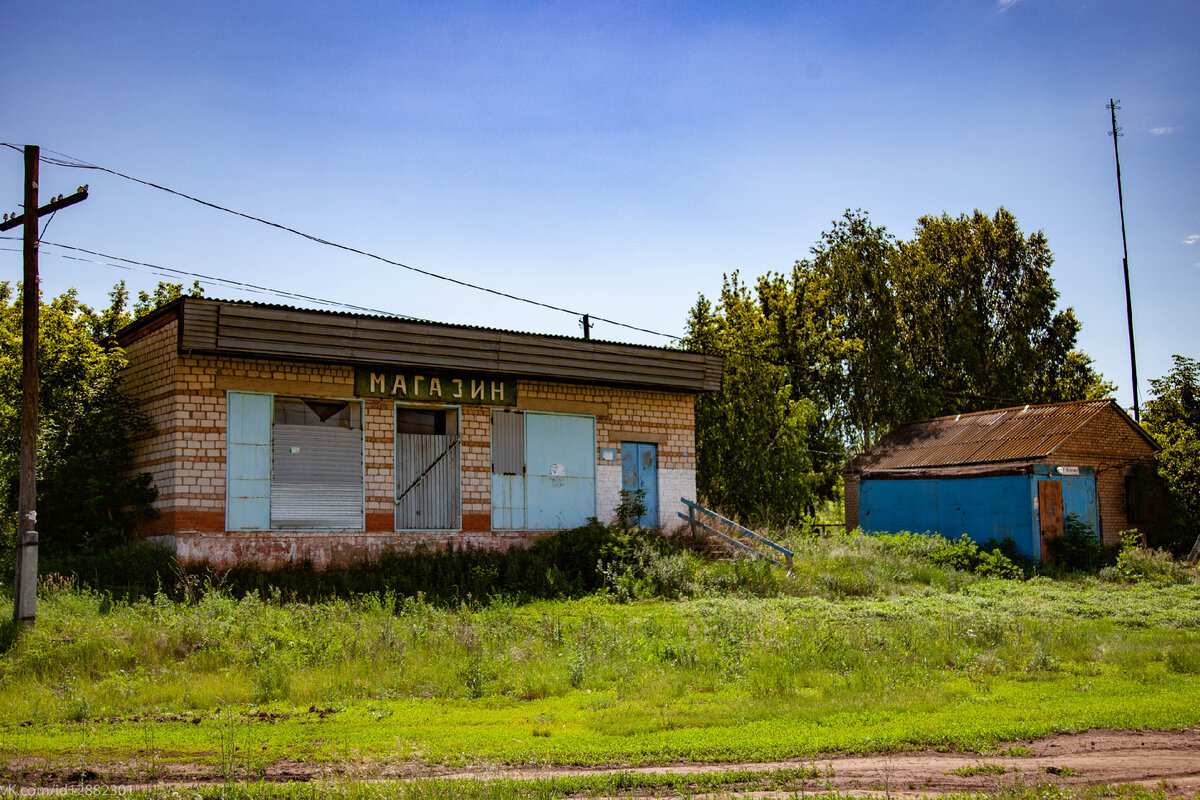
[117, 297, 724, 393]
[846, 399, 1154, 473]
[120, 296, 686, 353]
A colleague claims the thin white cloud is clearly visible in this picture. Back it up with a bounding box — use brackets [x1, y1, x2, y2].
[1184, 234, 1200, 246]
[1149, 126, 1177, 135]
[997, 0, 1023, 11]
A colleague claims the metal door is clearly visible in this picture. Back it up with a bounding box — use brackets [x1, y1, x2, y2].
[396, 408, 460, 530]
[620, 442, 658, 528]
[1038, 479, 1064, 562]
[1060, 474, 1099, 536]
[524, 413, 596, 530]
[491, 410, 525, 530]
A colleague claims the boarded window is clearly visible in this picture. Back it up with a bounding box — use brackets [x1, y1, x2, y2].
[395, 408, 461, 530]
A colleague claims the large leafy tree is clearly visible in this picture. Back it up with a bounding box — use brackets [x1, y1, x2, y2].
[1140, 355, 1200, 560]
[894, 208, 1112, 418]
[684, 274, 840, 525]
[1, 281, 193, 562]
[784, 210, 908, 446]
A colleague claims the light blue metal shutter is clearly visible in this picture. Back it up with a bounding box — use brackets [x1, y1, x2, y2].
[226, 391, 272, 530]
[1060, 473, 1099, 535]
[491, 410, 525, 530]
[524, 413, 596, 530]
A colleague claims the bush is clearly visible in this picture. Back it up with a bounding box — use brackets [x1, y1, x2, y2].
[872, 531, 1023, 579]
[1046, 513, 1110, 573]
[1100, 530, 1195, 585]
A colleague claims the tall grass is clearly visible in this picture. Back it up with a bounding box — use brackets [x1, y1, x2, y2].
[1, 563, 1198, 726]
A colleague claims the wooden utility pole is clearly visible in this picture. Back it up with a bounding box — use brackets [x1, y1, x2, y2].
[1, 145, 88, 626]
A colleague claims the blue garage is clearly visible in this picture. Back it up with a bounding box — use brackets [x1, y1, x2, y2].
[843, 400, 1158, 560]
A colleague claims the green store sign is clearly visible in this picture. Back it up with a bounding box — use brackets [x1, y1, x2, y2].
[354, 368, 517, 406]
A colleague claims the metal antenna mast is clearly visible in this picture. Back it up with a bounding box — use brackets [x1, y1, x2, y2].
[1108, 99, 1140, 423]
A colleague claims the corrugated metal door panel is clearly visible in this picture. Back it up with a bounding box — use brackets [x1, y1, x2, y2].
[620, 442, 658, 528]
[395, 432, 460, 530]
[491, 410, 524, 530]
[226, 392, 272, 531]
[491, 411, 524, 474]
[271, 424, 363, 530]
[524, 413, 595, 531]
[492, 475, 524, 530]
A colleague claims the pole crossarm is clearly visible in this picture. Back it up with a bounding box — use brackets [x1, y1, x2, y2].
[0, 187, 88, 232]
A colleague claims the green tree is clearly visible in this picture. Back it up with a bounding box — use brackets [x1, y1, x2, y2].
[1141, 355, 1200, 561]
[781, 210, 908, 446]
[1, 281, 196, 563]
[894, 208, 1112, 417]
[684, 274, 839, 525]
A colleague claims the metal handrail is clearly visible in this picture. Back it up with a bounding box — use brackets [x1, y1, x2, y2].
[676, 512, 786, 567]
[679, 498, 793, 567]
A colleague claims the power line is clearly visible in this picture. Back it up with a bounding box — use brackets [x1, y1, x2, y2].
[0, 146, 1032, 409]
[0, 238, 420, 319]
[1, 143, 682, 342]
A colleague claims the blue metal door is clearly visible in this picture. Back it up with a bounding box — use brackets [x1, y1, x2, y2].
[620, 442, 658, 528]
[1060, 473, 1099, 535]
[524, 413, 596, 530]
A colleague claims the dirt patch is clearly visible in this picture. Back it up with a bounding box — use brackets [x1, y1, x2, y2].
[3, 727, 1198, 797]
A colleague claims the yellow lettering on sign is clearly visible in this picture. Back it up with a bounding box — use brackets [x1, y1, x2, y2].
[391, 375, 406, 396]
[471, 380, 485, 400]
[429, 377, 442, 398]
[370, 373, 386, 393]
[413, 375, 425, 396]
[491, 381, 504, 401]
[452, 379, 464, 399]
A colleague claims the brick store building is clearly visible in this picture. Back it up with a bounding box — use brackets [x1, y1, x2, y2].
[117, 298, 722, 568]
[842, 400, 1159, 561]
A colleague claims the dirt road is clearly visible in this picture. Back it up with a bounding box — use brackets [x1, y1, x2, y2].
[6, 727, 1199, 797]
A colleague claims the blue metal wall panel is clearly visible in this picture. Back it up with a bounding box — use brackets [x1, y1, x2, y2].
[860, 474, 1040, 559]
[226, 391, 272, 531]
[620, 442, 658, 527]
[524, 413, 596, 530]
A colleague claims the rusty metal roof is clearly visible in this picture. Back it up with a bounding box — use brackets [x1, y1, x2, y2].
[846, 399, 1155, 473]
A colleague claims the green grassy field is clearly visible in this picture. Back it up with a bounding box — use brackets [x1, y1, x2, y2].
[1, 529, 1198, 796]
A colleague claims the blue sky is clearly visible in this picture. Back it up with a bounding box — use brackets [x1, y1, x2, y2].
[2, 1, 1197, 414]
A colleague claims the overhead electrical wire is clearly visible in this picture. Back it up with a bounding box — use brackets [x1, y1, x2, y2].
[1, 145, 1028, 409]
[0, 237, 420, 320]
[1, 143, 680, 342]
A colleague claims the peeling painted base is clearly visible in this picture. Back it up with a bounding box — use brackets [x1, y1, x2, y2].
[161, 528, 548, 570]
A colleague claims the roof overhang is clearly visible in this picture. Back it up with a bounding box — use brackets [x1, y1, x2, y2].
[118, 298, 724, 393]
